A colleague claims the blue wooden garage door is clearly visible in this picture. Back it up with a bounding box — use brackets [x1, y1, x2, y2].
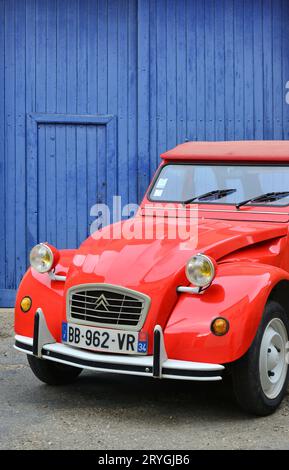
[1, 0, 289, 306]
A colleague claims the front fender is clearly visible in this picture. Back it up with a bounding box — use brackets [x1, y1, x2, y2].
[14, 250, 76, 341]
[164, 262, 289, 364]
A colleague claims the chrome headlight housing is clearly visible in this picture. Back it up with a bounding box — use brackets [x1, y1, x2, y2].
[30, 243, 54, 273]
[185, 254, 216, 288]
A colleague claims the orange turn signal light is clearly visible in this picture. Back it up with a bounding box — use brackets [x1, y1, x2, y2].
[211, 317, 229, 336]
[20, 296, 32, 313]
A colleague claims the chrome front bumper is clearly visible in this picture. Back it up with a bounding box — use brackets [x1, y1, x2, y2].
[14, 308, 224, 382]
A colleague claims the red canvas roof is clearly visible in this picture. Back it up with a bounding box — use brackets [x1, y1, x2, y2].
[161, 141, 289, 162]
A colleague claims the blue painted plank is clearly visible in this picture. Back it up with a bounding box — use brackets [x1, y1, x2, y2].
[137, 0, 150, 201]
[166, 0, 177, 149]
[15, 0, 27, 287]
[253, 0, 264, 139]
[148, 0, 157, 178]
[204, 0, 215, 141]
[282, 0, 289, 139]
[35, 0, 47, 113]
[77, 0, 88, 115]
[0, 0, 5, 289]
[45, 124, 57, 245]
[186, 0, 197, 141]
[214, 0, 225, 141]
[127, 0, 138, 203]
[97, 0, 108, 115]
[26, 115, 38, 251]
[36, 124, 47, 243]
[117, 0, 129, 208]
[66, 125, 78, 247]
[263, 0, 274, 139]
[243, 0, 254, 140]
[67, 0, 77, 114]
[97, 0, 108, 213]
[56, 0, 68, 247]
[87, 0, 98, 115]
[196, 0, 206, 140]
[176, 0, 186, 144]
[25, 0, 36, 115]
[46, 0, 57, 114]
[224, 0, 235, 140]
[272, 0, 283, 139]
[76, 125, 88, 244]
[107, 0, 118, 208]
[234, 0, 245, 140]
[156, 0, 167, 154]
[96, 125, 107, 207]
[87, 125, 98, 233]
[55, 125, 68, 248]
[4, 0, 16, 289]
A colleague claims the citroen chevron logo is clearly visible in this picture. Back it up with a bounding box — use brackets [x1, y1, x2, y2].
[94, 293, 109, 311]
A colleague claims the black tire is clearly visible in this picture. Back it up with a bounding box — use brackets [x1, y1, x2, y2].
[231, 300, 289, 416]
[27, 354, 82, 385]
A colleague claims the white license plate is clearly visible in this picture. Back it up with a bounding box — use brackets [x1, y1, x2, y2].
[62, 322, 148, 355]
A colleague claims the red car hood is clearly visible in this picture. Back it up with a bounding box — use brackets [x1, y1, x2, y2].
[64, 216, 287, 333]
[66, 216, 287, 289]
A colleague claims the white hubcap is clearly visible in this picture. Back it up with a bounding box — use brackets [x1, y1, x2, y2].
[259, 318, 288, 399]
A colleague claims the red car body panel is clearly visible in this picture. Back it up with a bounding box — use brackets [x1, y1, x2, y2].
[14, 141, 289, 366]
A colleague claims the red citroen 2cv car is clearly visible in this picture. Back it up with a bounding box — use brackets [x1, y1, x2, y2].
[14, 141, 289, 416]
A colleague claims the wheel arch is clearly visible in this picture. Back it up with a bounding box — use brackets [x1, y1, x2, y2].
[267, 279, 289, 316]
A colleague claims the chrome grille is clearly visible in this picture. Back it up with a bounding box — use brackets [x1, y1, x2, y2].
[67, 284, 151, 331]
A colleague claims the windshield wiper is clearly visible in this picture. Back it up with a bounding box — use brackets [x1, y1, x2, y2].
[236, 191, 289, 209]
[183, 188, 237, 205]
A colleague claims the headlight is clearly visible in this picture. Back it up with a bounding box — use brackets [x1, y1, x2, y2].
[185, 254, 216, 288]
[30, 243, 56, 273]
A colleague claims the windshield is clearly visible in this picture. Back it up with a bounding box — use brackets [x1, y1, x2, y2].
[149, 164, 289, 207]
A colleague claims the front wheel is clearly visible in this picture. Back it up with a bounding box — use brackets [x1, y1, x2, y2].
[231, 300, 289, 416]
[27, 355, 82, 385]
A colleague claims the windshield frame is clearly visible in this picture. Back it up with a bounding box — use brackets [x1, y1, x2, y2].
[147, 162, 289, 208]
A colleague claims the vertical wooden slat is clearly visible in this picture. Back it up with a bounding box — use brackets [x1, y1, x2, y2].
[282, 0, 289, 139]
[166, 0, 177, 149]
[137, 0, 150, 201]
[66, 0, 77, 247]
[117, 0, 129, 207]
[15, 0, 27, 285]
[46, 1, 57, 244]
[76, 0, 88, 244]
[97, 0, 108, 210]
[234, 0, 245, 140]
[186, 0, 197, 141]
[4, 0, 16, 289]
[56, 0, 68, 247]
[156, 0, 167, 155]
[224, 0, 235, 140]
[243, 0, 254, 139]
[176, 0, 186, 144]
[253, 0, 264, 139]
[196, 0, 205, 140]
[263, 0, 273, 139]
[272, 0, 282, 139]
[127, 0, 138, 203]
[215, 0, 225, 141]
[0, 0, 5, 292]
[205, 0, 215, 141]
[148, 0, 157, 177]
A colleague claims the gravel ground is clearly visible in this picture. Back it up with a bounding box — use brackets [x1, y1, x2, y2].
[1, 308, 289, 450]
